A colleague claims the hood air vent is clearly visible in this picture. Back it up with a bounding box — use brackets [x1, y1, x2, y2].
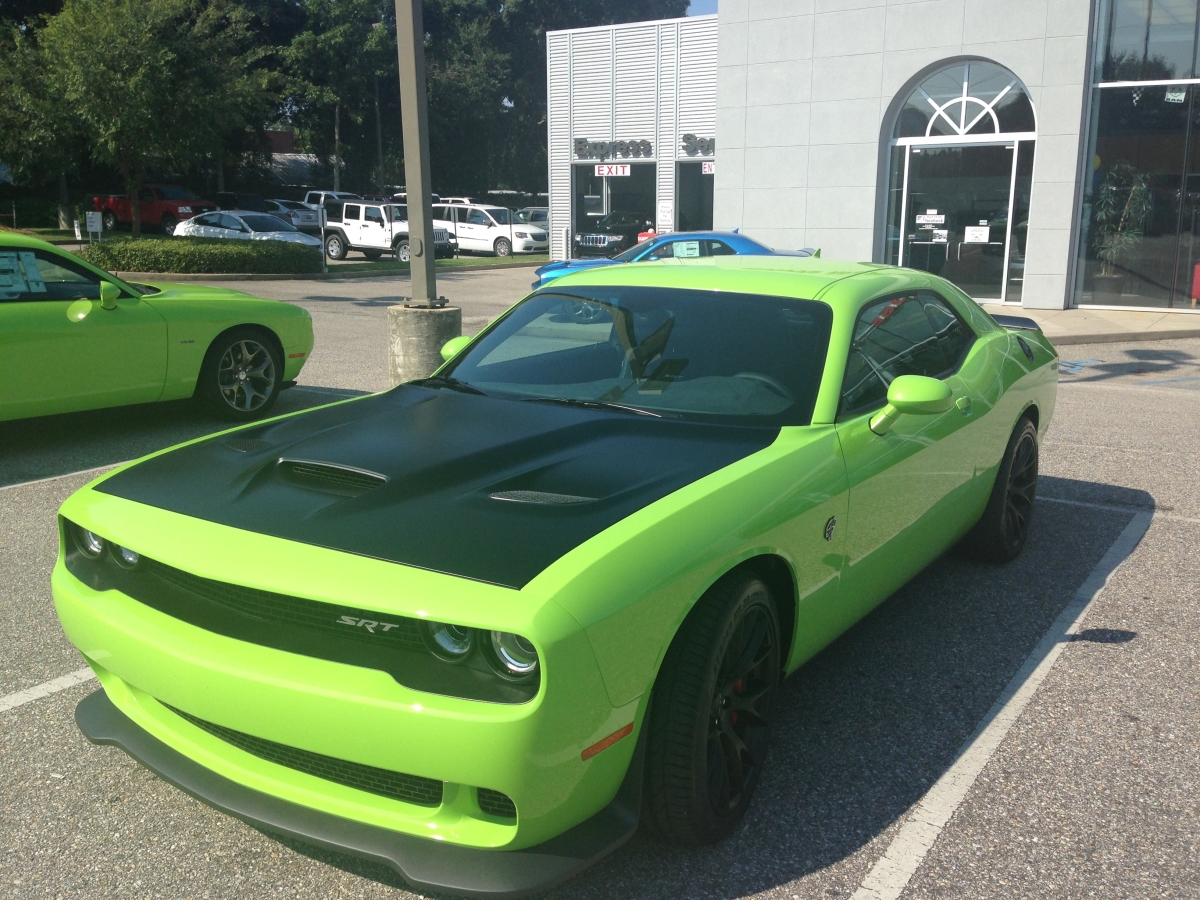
[277, 458, 388, 497]
[490, 490, 595, 505]
[223, 437, 272, 453]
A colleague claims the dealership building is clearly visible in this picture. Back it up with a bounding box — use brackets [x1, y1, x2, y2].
[547, 1, 1200, 312]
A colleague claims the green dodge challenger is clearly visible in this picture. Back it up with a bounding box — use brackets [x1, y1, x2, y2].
[0, 234, 313, 422]
[53, 257, 1056, 896]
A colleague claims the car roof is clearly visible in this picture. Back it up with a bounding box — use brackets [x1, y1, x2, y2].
[0, 231, 56, 250]
[543, 254, 899, 310]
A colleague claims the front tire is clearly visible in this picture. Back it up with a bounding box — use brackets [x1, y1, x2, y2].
[394, 240, 410, 263]
[196, 328, 282, 421]
[494, 237, 512, 257]
[646, 570, 781, 845]
[960, 417, 1039, 563]
[324, 233, 347, 260]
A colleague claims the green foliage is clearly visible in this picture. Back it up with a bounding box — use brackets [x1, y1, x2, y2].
[1092, 161, 1152, 277]
[78, 236, 322, 273]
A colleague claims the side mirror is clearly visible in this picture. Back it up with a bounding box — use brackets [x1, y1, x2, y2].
[99, 282, 120, 310]
[440, 334, 472, 362]
[869, 375, 953, 435]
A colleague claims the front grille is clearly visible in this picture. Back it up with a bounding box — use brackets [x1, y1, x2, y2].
[433, 228, 449, 243]
[579, 234, 608, 247]
[277, 458, 387, 496]
[139, 557, 426, 652]
[165, 704, 443, 807]
[477, 788, 517, 819]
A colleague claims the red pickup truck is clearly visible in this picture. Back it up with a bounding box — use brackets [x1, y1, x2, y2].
[93, 184, 218, 235]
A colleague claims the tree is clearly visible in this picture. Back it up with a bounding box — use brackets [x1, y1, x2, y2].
[40, 0, 271, 235]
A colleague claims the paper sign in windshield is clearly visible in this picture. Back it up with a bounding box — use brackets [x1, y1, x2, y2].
[0, 251, 45, 299]
[674, 241, 700, 258]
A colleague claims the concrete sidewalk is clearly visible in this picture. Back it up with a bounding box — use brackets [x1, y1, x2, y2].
[980, 303, 1200, 346]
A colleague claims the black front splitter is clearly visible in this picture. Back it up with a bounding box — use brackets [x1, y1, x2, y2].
[75, 689, 643, 898]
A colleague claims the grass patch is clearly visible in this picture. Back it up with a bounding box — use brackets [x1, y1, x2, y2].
[78, 236, 323, 274]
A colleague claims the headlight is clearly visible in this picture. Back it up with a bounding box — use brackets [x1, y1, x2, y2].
[422, 621, 474, 662]
[489, 631, 539, 678]
[72, 525, 106, 558]
[111, 544, 140, 568]
[515, 231, 528, 238]
[575, 233, 582, 242]
[178, 206, 192, 213]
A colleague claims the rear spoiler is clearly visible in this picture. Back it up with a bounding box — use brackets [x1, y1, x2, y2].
[989, 313, 1042, 333]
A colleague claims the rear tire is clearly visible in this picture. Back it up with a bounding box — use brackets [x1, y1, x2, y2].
[325, 233, 347, 260]
[102, 211, 118, 232]
[646, 569, 781, 845]
[494, 237, 512, 257]
[959, 417, 1039, 563]
[196, 327, 282, 421]
[160, 215, 178, 236]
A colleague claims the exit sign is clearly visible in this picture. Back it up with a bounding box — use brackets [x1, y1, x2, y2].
[595, 164, 630, 177]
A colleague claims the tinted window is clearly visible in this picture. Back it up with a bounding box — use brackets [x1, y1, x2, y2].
[343, 204, 362, 221]
[485, 207, 511, 225]
[390, 205, 409, 221]
[840, 291, 975, 415]
[0, 248, 103, 302]
[364, 207, 385, 226]
[444, 286, 833, 425]
[241, 214, 295, 233]
[192, 213, 220, 227]
[645, 239, 738, 260]
[216, 214, 244, 231]
[467, 209, 492, 225]
[530, 211, 547, 223]
[158, 186, 198, 200]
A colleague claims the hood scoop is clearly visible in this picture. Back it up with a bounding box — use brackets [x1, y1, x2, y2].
[490, 489, 596, 505]
[276, 458, 388, 498]
[223, 437, 273, 454]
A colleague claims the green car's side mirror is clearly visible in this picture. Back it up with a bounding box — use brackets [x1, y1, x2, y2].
[99, 282, 120, 310]
[870, 375, 953, 435]
[440, 334, 472, 362]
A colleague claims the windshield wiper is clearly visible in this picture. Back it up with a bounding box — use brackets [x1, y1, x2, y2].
[411, 375, 487, 396]
[521, 397, 665, 418]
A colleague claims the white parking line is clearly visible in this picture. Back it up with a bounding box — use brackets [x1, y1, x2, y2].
[0, 668, 96, 714]
[851, 510, 1154, 900]
[0, 463, 124, 492]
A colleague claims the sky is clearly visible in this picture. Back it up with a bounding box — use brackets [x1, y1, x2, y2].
[688, 0, 718, 14]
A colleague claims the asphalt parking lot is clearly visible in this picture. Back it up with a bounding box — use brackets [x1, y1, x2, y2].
[2, 271, 1198, 899]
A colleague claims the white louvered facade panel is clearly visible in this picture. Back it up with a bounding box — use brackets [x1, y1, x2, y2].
[676, 18, 717, 150]
[568, 30, 614, 141]
[614, 26, 658, 143]
[547, 32, 572, 261]
[546, 16, 715, 259]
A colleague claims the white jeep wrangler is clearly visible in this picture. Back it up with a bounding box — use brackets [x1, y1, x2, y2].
[321, 202, 455, 262]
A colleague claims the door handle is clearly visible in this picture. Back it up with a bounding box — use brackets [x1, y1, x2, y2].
[955, 396, 973, 416]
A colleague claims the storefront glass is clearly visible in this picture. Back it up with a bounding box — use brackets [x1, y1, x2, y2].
[1074, 0, 1200, 308]
[676, 162, 714, 231]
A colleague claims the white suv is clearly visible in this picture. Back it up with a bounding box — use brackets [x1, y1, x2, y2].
[322, 201, 455, 262]
[432, 204, 548, 256]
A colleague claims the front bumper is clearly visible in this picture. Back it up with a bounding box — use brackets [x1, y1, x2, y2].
[77, 687, 643, 898]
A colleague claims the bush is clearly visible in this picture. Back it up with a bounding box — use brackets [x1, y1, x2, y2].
[78, 236, 323, 274]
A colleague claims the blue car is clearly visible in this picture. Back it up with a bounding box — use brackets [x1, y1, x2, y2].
[532, 231, 817, 288]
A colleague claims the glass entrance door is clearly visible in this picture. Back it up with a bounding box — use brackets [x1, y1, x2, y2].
[900, 143, 1017, 301]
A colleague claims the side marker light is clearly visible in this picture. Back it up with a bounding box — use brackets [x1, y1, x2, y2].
[581, 723, 634, 761]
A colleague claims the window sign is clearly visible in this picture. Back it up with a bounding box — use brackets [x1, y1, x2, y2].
[1166, 88, 1187, 103]
[674, 240, 701, 258]
[595, 164, 630, 177]
[931, 229, 949, 243]
[915, 212, 945, 224]
[964, 226, 990, 243]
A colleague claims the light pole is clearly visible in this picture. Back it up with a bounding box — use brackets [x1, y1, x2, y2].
[388, 0, 460, 385]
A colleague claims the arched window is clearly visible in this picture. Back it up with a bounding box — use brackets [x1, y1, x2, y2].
[882, 61, 1037, 304]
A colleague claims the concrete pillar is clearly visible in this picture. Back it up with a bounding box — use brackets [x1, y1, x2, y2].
[387, 305, 462, 386]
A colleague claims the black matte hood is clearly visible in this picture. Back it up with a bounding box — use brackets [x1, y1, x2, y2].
[98, 386, 777, 588]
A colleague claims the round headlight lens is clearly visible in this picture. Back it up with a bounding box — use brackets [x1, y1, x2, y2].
[73, 526, 106, 559]
[422, 621, 474, 662]
[112, 544, 140, 568]
[490, 631, 538, 678]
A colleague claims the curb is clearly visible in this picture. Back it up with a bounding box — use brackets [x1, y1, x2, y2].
[1046, 328, 1200, 346]
[113, 259, 544, 282]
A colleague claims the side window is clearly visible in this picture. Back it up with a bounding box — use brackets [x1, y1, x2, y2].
[0, 248, 103, 302]
[364, 206, 385, 226]
[192, 213, 218, 227]
[343, 204, 362, 221]
[216, 214, 244, 231]
[467, 209, 491, 225]
[706, 240, 736, 256]
[138, 188, 155, 203]
[531, 211, 547, 224]
[839, 291, 976, 416]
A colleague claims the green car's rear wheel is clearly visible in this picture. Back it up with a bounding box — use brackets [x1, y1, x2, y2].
[197, 327, 282, 421]
[646, 569, 780, 845]
[961, 416, 1039, 563]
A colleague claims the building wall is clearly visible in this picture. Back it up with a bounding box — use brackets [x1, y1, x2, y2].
[546, 16, 717, 261]
[714, 0, 1095, 309]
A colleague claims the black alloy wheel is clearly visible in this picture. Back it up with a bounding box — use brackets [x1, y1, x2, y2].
[325, 233, 347, 260]
[494, 237, 512, 257]
[196, 327, 282, 421]
[646, 570, 781, 845]
[959, 416, 1039, 563]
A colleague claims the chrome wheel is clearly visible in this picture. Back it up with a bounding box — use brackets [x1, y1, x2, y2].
[395, 241, 410, 263]
[495, 238, 512, 257]
[216, 339, 276, 413]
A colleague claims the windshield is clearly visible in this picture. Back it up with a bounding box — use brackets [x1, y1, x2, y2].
[389, 204, 408, 221]
[612, 240, 655, 262]
[442, 287, 832, 424]
[485, 207, 511, 225]
[158, 186, 198, 200]
[241, 214, 297, 233]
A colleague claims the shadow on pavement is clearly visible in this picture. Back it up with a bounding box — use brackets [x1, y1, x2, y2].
[0, 386, 368, 488]
[262, 478, 1156, 899]
[1060, 345, 1200, 384]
